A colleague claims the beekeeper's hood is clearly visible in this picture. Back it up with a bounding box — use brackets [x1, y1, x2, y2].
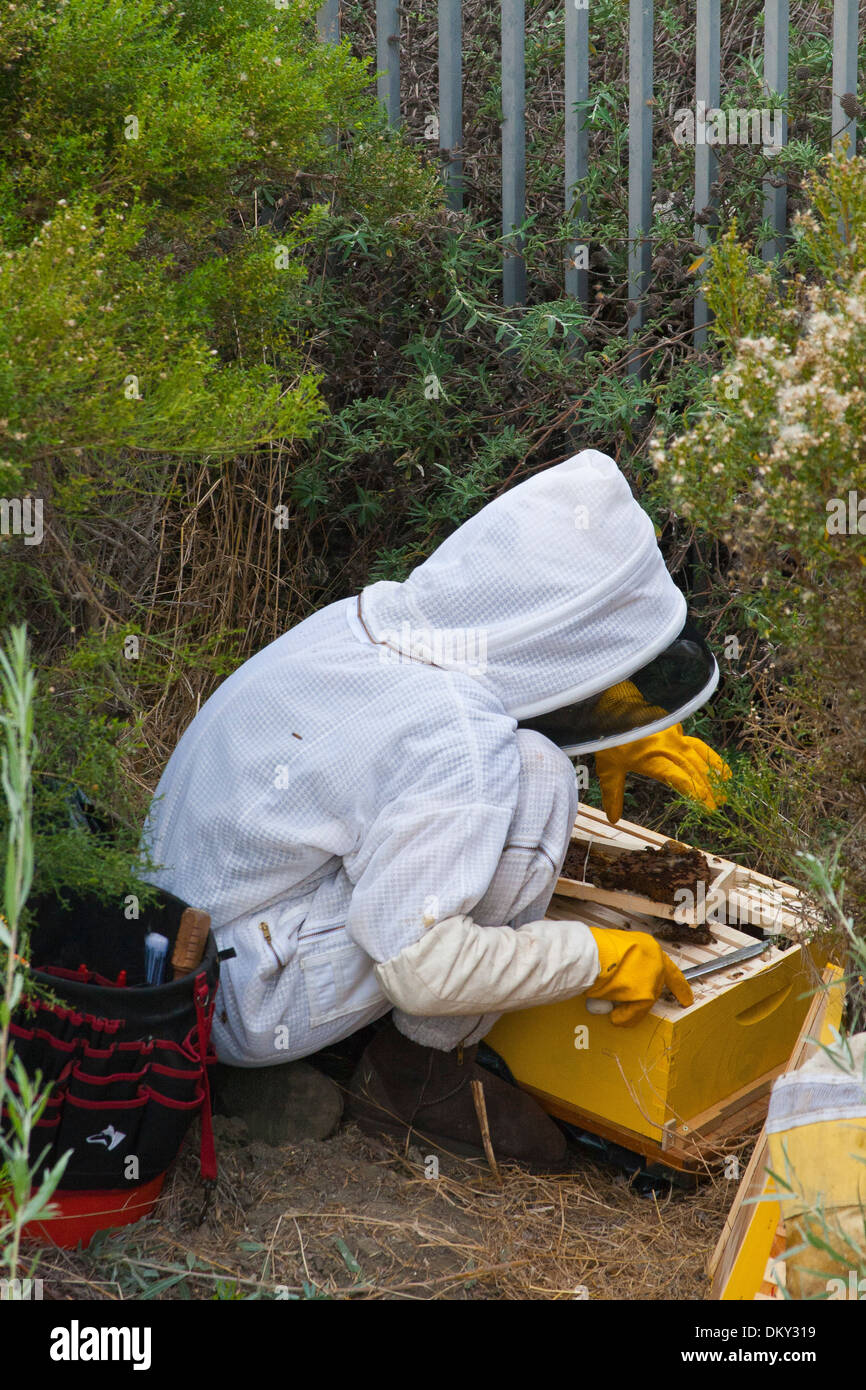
[358, 450, 718, 753]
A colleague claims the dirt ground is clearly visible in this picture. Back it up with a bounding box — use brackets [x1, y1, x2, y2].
[32, 1058, 742, 1302]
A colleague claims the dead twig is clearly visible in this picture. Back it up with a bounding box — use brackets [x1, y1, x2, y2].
[470, 1079, 502, 1185]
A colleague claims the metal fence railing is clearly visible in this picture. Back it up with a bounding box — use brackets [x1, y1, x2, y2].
[317, 2, 860, 365]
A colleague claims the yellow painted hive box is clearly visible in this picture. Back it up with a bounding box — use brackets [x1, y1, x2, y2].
[485, 809, 828, 1170]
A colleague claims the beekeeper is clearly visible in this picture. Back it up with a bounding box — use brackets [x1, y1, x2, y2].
[142, 449, 729, 1166]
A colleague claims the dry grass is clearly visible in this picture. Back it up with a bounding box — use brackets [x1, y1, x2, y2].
[30, 1112, 740, 1301]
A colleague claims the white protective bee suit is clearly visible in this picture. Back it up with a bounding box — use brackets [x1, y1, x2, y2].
[141, 450, 688, 1065]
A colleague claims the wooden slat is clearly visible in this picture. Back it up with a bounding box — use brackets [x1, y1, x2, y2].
[663, 1063, 785, 1149]
[574, 804, 675, 848]
[555, 872, 724, 924]
[521, 1063, 780, 1174]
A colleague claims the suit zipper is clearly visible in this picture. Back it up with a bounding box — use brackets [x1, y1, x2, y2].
[259, 920, 283, 967]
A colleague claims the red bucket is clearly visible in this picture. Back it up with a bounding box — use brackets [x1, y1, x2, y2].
[20, 1171, 168, 1249]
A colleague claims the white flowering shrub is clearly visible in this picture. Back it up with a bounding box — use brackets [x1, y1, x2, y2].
[651, 148, 866, 931]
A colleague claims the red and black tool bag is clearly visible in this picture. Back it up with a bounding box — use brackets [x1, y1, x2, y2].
[4, 888, 220, 1191]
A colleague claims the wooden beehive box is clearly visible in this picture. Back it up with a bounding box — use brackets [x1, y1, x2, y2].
[485, 809, 827, 1172]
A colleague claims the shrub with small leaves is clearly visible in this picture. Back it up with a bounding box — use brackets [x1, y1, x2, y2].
[651, 149, 866, 923]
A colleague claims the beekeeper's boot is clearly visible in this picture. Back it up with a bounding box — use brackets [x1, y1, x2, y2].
[346, 1020, 566, 1168]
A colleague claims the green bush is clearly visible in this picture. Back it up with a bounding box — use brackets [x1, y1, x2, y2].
[0, 0, 441, 903]
[651, 148, 866, 933]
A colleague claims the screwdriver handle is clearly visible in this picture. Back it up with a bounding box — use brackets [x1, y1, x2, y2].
[171, 907, 211, 980]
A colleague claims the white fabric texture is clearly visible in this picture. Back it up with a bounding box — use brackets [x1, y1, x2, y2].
[191, 730, 576, 1063]
[392, 725, 579, 1050]
[140, 449, 689, 1062]
[766, 1034, 866, 1133]
[360, 448, 687, 719]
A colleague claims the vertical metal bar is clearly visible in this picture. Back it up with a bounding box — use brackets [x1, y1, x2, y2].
[316, 0, 340, 44]
[693, 0, 720, 348]
[565, 0, 590, 303]
[627, 0, 653, 376]
[439, 0, 463, 211]
[317, 3, 341, 150]
[761, 0, 788, 264]
[376, 0, 401, 129]
[832, 0, 858, 157]
[501, 0, 527, 306]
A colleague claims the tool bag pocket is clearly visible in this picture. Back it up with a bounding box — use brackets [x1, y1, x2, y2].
[9, 1019, 76, 1084]
[138, 1084, 207, 1177]
[5, 887, 220, 1192]
[68, 1062, 149, 1104]
[51, 1091, 150, 1187]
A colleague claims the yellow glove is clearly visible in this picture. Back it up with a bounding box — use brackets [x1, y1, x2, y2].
[585, 926, 694, 1027]
[593, 681, 731, 825]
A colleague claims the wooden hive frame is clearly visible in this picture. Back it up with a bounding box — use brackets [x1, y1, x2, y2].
[558, 804, 823, 936]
